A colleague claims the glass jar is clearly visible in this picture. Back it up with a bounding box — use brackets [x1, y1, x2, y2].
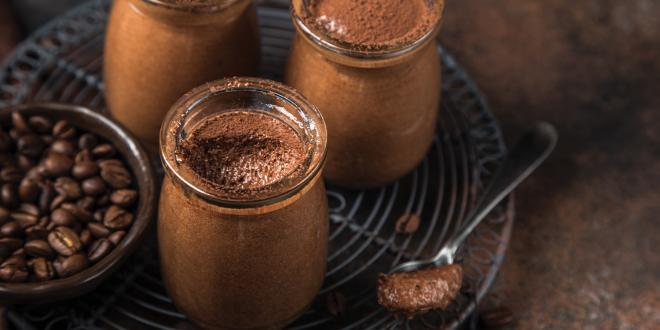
[104, 0, 260, 151]
[159, 77, 328, 329]
[285, 0, 444, 189]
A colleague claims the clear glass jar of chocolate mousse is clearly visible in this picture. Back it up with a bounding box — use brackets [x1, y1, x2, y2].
[104, 0, 260, 151]
[286, 0, 444, 188]
[159, 78, 328, 329]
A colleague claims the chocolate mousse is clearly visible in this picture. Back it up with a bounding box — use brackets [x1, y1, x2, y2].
[178, 111, 305, 200]
[377, 264, 463, 318]
[306, 0, 441, 48]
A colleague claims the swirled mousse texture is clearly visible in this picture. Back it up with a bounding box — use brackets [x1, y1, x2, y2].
[306, 0, 441, 47]
[377, 264, 462, 318]
[178, 111, 305, 200]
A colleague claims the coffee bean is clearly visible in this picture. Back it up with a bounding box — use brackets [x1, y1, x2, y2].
[48, 226, 82, 256]
[53, 253, 88, 278]
[17, 154, 35, 171]
[326, 291, 347, 318]
[92, 144, 116, 159]
[0, 167, 22, 183]
[18, 177, 41, 202]
[17, 134, 44, 158]
[0, 237, 24, 252]
[11, 112, 31, 135]
[43, 153, 74, 177]
[31, 257, 55, 281]
[54, 177, 81, 200]
[0, 130, 11, 152]
[11, 204, 40, 228]
[28, 116, 53, 134]
[82, 176, 107, 196]
[25, 167, 43, 181]
[1, 183, 19, 209]
[79, 229, 92, 247]
[88, 239, 113, 263]
[99, 161, 131, 189]
[0, 263, 28, 283]
[108, 230, 126, 246]
[51, 208, 77, 227]
[25, 226, 49, 240]
[103, 205, 133, 230]
[78, 133, 98, 150]
[78, 196, 95, 211]
[12, 247, 26, 258]
[1, 221, 22, 237]
[72, 161, 99, 180]
[41, 135, 54, 146]
[0, 207, 9, 222]
[38, 182, 55, 213]
[395, 213, 421, 235]
[87, 223, 110, 238]
[110, 189, 138, 207]
[479, 306, 515, 329]
[50, 139, 76, 156]
[49, 194, 66, 211]
[61, 203, 93, 223]
[52, 120, 76, 139]
[75, 149, 92, 163]
[1, 255, 26, 268]
[93, 209, 104, 222]
[25, 240, 55, 259]
[96, 194, 110, 208]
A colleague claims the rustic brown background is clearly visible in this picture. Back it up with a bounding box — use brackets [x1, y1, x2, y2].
[441, 0, 660, 328]
[1, 0, 659, 328]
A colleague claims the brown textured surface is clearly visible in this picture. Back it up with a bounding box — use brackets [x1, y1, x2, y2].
[440, 0, 660, 328]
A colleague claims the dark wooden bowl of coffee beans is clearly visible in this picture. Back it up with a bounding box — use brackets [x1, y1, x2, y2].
[0, 103, 156, 304]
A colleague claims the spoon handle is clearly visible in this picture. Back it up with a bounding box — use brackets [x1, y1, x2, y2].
[445, 122, 558, 253]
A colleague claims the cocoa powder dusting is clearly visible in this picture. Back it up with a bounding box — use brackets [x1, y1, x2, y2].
[178, 111, 305, 199]
[308, 0, 440, 47]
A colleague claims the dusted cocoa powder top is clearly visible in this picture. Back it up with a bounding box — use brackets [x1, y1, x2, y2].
[307, 0, 441, 47]
[178, 111, 306, 200]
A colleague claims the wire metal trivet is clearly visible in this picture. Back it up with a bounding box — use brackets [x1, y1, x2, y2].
[0, 1, 514, 329]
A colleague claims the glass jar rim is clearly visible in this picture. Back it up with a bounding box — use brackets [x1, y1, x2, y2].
[159, 77, 327, 209]
[140, 0, 243, 13]
[290, 0, 444, 62]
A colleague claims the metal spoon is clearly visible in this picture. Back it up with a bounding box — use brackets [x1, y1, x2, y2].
[390, 122, 558, 274]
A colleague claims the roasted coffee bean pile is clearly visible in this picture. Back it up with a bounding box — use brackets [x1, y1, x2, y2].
[0, 112, 138, 282]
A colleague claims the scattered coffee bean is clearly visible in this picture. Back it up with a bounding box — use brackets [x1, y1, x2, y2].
[479, 306, 515, 329]
[50, 139, 76, 156]
[104, 205, 133, 230]
[31, 257, 55, 281]
[72, 161, 99, 180]
[43, 153, 74, 177]
[395, 213, 421, 235]
[110, 189, 137, 207]
[0, 113, 138, 282]
[48, 226, 82, 256]
[53, 253, 88, 278]
[25, 240, 55, 259]
[326, 291, 348, 318]
[108, 230, 126, 246]
[78, 133, 98, 150]
[28, 116, 53, 134]
[54, 177, 81, 200]
[82, 177, 107, 196]
[88, 239, 113, 263]
[52, 120, 76, 139]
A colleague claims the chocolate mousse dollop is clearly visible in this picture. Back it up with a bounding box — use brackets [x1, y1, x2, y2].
[377, 264, 462, 318]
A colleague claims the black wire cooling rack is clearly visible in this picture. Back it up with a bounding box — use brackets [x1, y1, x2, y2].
[0, 0, 514, 329]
